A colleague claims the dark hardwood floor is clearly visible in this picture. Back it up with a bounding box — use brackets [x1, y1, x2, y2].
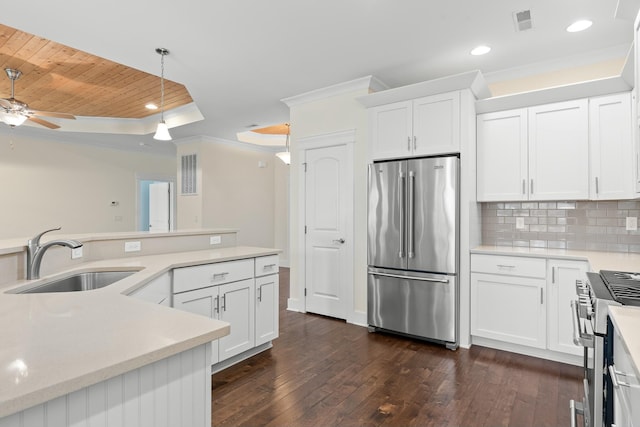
[211, 268, 583, 426]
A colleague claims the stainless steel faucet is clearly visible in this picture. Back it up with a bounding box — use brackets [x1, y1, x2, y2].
[26, 227, 83, 280]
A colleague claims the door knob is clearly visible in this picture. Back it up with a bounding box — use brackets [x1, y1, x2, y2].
[333, 238, 345, 244]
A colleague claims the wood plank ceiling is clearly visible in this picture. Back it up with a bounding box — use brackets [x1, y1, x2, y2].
[0, 24, 193, 119]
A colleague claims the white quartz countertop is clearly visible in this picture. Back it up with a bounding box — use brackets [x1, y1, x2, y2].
[0, 245, 279, 417]
[608, 306, 640, 379]
[471, 245, 640, 272]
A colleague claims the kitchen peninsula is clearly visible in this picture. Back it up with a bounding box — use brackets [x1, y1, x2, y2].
[0, 229, 280, 426]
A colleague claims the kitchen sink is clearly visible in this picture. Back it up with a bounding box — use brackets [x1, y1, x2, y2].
[16, 270, 139, 293]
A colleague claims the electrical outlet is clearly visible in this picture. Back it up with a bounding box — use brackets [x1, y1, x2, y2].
[516, 217, 525, 230]
[626, 217, 637, 231]
[71, 247, 83, 259]
[124, 241, 141, 252]
[210, 235, 222, 245]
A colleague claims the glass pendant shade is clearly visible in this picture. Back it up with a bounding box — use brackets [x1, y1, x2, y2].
[153, 121, 172, 141]
[0, 111, 27, 127]
[276, 151, 291, 164]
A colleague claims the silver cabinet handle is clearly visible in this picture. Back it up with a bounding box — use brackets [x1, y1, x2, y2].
[408, 170, 415, 259]
[212, 272, 229, 281]
[540, 288, 544, 304]
[369, 271, 449, 283]
[407, 136, 411, 151]
[263, 263, 276, 269]
[413, 135, 417, 150]
[214, 295, 219, 315]
[398, 171, 405, 259]
[332, 238, 345, 244]
[595, 177, 599, 194]
[552, 267, 555, 284]
[609, 364, 640, 388]
[522, 179, 526, 195]
[257, 286, 262, 302]
[530, 179, 534, 194]
[569, 399, 584, 427]
[497, 264, 515, 269]
[571, 300, 594, 347]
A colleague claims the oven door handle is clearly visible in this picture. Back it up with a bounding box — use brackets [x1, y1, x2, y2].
[571, 300, 594, 348]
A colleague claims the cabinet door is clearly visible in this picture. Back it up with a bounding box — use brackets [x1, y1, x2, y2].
[589, 93, 634, 200]
[476, 109, 528, 201]
[218, 278, 255, 362]
[255, 274, 279, 346]
[370, 100, 412, 160]
[172, 286, 220, 365]
[412, 91, 460, 156]
[471, 272, 546, 348]
[528, 99, 589, 200]
[547, 260, 588, 356]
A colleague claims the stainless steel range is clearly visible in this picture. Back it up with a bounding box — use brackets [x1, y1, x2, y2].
[571, 270, 640, 427]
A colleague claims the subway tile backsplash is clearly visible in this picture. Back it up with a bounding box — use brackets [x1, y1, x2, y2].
[481, 200, 640, 253]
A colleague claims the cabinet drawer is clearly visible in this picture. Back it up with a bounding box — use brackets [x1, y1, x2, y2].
[471, 254, 546, 278]
[255, 255, 279, 277]
[173, 258, 254, 293]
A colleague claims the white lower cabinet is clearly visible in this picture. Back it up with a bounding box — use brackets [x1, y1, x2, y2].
[611, 325, 640, 427]
[255, 274, 279, 346]
[547, 259, 588, 356]
[172, 255, 278, 369]
[471, 253, 587, 361]
[471, 255, 547, 348]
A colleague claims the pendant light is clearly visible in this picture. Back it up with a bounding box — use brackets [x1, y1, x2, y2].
[153, 48, 172, 141]
[276, 123, 291, 164]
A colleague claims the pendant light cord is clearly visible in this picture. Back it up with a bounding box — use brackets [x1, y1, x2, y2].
[159, 51, 166, 122]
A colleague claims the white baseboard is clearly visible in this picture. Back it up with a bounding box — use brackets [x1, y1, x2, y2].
[471, 336, 582, 366]
[287, 297, 302, 312]
[348, 310, 367, 327]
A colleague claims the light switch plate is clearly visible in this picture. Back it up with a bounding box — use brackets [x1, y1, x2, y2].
[516, 217, 525, 230]
[71, 247, 83, 259]
[124, 241, 141, 252]
[210, 235, 222, 245]
[626, 217, 637, 231]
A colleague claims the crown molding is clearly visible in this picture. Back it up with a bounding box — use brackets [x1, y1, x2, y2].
[173, 134, 281, 153]
[281, 75, 389, 108]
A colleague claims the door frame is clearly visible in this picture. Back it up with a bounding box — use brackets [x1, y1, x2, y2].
[296, 129, 355, 317]
[135, 173, 176, 232]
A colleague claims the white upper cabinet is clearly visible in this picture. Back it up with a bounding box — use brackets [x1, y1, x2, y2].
[370, 91, 460, 159]
[477, 95, 637, 202]
[589, 92, 634, 200]
[528, 99, 589, 200]
[477, 109, 528, 201]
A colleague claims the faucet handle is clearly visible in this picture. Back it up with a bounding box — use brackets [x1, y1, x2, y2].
[30, 227, 62, 245]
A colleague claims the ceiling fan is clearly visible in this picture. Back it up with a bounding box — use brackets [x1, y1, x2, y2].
[0, 68, 76, 129]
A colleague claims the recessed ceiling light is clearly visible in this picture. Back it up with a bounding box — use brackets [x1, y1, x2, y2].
[471, 45, 491, 56]
[145, 103, 158, 110]
[566, 20, 592, 33]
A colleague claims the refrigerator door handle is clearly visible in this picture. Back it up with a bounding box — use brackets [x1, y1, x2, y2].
[408, 170, 415, 258]
[369, 271, 449, 283]
[398, 171, 405, 259]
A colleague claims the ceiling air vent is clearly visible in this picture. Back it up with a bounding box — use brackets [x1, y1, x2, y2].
[513, 9, 533, 32]
[181, 153, 197, 195]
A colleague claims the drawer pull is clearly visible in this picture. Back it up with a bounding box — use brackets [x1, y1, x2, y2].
[263, 263, 277, 269]
[212, 272, 229, 280]
[497, 264, 516, 269]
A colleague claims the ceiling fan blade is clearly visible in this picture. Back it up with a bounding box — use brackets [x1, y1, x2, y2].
[252, 123, 289, 135]
[31, 110, 76, 120]
[27, 116, 60, 129]
[0, 98, 12, 109]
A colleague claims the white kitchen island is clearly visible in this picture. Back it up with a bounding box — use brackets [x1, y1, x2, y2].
[0, 231, 280, 426]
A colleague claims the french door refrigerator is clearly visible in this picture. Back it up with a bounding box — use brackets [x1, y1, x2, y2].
[367, 155, 459, 349]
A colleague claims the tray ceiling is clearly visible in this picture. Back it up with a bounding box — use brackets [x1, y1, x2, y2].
[0, 24, 193, 119]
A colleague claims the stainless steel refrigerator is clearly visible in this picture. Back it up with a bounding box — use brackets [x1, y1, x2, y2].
[367, 155, 459, 349]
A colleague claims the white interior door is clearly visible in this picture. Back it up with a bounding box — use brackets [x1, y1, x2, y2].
[149, 182, 170, 232]
[304, 143, 352, 319]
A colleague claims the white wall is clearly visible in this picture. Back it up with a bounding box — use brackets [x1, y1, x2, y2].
[176, 137, 284, 250]
[0, 131, 175, 239]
